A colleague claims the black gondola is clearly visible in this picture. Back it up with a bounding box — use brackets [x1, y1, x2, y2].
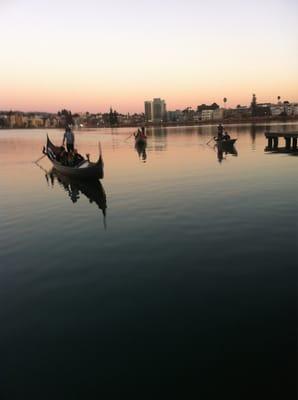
[44, 135, 104, 179]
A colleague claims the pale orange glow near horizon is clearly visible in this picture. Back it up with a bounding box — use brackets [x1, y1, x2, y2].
[0, 0, 297, 113]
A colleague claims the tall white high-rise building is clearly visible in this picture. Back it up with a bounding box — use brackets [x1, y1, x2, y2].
[144, 98, 167, 123]
[144, 101, 152, 122]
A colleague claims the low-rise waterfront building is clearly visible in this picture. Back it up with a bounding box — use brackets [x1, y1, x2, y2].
[212, 108, 225, 120]
[201, 109, 213, 120]
[270, 105, 284, 116]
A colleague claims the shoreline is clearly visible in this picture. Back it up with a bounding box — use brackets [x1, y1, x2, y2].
[1, 116, 298, 130]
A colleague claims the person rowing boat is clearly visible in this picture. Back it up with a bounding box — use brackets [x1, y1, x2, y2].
[62, 125, 75, 152]
[206, 125, 236, 146]
[215, 124, 232, 142]
[134, 126, 147, 145]
[217, 123, 224, 140]
[134, 126, 147, 139]
[44, 135, 104, 179]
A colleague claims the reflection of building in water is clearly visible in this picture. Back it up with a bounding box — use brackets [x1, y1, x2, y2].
[46, 169, 107, 226]
[148, 127, 168, 152]
[250, 124, 257, 146]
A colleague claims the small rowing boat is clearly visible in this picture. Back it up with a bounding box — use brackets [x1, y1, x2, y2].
[44, 135, 104, 179]
[215, 138, 237, 147]
[135, 135, 147, 146]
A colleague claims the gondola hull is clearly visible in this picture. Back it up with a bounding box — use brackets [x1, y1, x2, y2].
[135, 136, 147, 146]
[45, 135, 104, 179]
[216, 138, 237, 147]
[50, 159, 103, 179]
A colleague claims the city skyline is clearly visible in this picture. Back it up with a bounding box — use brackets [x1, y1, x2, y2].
[1, 0, 297, 113]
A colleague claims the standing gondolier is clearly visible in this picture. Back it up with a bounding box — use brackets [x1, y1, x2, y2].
[63, 125, 75, 152]
[217, 123, 224, 140]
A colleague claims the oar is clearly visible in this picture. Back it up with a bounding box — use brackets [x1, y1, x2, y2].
[124, 132, 136, 141]
[34, 153, 46, 163]
[206, 137, 215, 145]
[34, 159, 49, 174]
[98, 141, 103, 162]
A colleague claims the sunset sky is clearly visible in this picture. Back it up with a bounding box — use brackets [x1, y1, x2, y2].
[0, 0, 297, 113]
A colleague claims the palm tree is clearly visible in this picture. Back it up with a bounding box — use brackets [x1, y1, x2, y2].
[223, 97, 227, 108]
[277, 96, 281, 103]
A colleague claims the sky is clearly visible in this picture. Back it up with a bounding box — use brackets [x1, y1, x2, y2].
[0, 0, 297, 113]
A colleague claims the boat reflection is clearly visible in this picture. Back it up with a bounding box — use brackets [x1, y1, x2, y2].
[46, 168, 107, 227]
[135, 141, 147, 162]
[216, 144, 238, 163]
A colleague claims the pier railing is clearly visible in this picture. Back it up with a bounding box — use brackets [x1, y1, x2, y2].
[264, 131, 298, 152]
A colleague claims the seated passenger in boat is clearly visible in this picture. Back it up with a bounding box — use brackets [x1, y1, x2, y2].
[55, 146, 64, 161]
[57, 147, 68, 165]
[63, 149, 84, 167]
[72, 149, 84, 165]
[223, 132, 231, 140]
[64, 151, 72, 166]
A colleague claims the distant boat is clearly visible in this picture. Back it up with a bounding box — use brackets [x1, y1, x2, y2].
[134, 134, 147, 146]
[44, 135, 104, 179]
[215, 138, 237, 147]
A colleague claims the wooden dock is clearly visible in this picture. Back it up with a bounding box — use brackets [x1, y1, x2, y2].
[265, 131, 298, 153]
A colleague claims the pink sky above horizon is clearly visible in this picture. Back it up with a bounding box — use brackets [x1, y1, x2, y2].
[0, 0, 297, 113]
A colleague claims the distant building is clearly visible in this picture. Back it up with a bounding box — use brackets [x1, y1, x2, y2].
[144, 101, 152, 122]
[167, 110, 183, 123]
[284, 102, 298, 116]
[212, 108, 224, 120]
[270, 104, 284, 117]
[8, 114, 16, 128]
[50, 116, 59, 128]
[201, 109, 214, 120]
[153, 98, 167, 123]
[197, 103, 220, 121]
[292, 103, 298, 116]
[253, 103, 271, 117]
[145, 98, 167, 123]
[224, 106, 250, 119]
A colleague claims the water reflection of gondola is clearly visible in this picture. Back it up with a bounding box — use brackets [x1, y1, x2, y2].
[135, 141, 147, 162]
[216, 144, 238, 163]
[46, 168, 107, 227]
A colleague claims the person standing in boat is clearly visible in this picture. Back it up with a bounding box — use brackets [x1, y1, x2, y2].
[63, 125, 75, 152]
[217, 124, 224, 140]
[141, 126, 147, 138]
[223, 131, 231, 141]
[134, 128, 141, 139]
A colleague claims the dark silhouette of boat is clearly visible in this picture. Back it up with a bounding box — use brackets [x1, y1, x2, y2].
[135, 135, 147, 146]
[215, 138, 237, 147]
[44, 135, 104, 179]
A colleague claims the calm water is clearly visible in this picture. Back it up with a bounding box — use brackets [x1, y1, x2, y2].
[0, 123, 297, 398]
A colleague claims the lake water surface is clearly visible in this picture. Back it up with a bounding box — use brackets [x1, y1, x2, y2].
[0, 123, 297, 398]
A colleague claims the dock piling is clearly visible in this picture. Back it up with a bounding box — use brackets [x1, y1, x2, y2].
[265, 131, 298, 153]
